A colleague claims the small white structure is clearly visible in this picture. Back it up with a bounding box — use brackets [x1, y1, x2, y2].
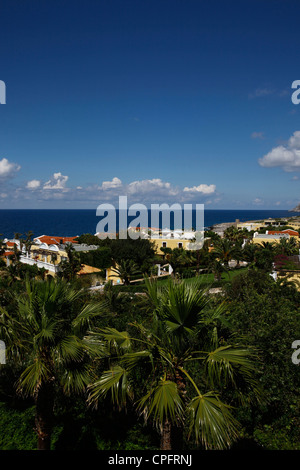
[0, 340, 6, 365]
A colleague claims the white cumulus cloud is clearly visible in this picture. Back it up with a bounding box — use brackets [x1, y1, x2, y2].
[259, 131, 300, 172]
[127, 178, 177, 196]
[44, 172, 69, 190]
[26, 179, 41, 190]
[0, 158, 21, 179]
[183, 184, 216, 194]
[100, 177, 122, 190]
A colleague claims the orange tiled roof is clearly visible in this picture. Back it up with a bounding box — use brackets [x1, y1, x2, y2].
[6, 241, 16, 247]
[268, 230, 299, 237]
[3, 251, 14, 257]
[77, 264, 101, 275]
[34, 235, 78, 245]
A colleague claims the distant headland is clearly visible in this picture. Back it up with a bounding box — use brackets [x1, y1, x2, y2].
[289, 204, 300, 212]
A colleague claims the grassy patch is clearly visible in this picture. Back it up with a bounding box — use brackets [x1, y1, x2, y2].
[114, 267, 248, 292]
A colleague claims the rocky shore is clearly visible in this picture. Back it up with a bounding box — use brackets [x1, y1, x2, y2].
[289, 204, 300, 212]
[209, 221, 237, 235]
[210, 212, 300, 236]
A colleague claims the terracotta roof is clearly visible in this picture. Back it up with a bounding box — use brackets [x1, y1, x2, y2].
[6, 241, 16, 247]
[34, 235, 78, 245]
[268, 230, 299, 237]
[3, 251, 14, 257]
[77, 264, 101, 275]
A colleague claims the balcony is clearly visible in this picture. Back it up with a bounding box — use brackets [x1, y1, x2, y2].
[19, 254, 60, 273]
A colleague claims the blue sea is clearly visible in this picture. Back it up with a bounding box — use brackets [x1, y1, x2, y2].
[0, 209, 298, 239]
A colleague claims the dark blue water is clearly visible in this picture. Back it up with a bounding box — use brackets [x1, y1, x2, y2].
[0, 209, 297, 239]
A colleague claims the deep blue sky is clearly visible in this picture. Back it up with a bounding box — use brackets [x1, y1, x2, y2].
[0, 0, 300, 209]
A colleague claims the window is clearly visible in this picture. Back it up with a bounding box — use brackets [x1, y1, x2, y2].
[162, 242, 167, 248]
[178, 242, 183, 248]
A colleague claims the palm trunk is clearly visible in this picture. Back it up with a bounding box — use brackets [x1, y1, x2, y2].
[35, 381, 54, 450]
[160, 420, 172, 450]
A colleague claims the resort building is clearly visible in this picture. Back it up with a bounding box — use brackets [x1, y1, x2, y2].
[3, 238, 65, 274]
[3, 235, 99, 278]
[126, 227, 199, 255]
[102, 228, 193, 285]
[267, 229, 299, 238]
[252, 232, 291, 246]
[263, 219, 288, 227]
[237, 219, 290, 232]
[284, 220, 300, 231]
[33, 235, 79, 245]
[236, 221, 265, 232]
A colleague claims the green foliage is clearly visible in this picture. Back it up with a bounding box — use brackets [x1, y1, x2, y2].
[204, 230, 221, 242]
[58, 244, 82, 280]
[87, 278, 261, 450]
[0, 278, 105, 449]
[2, 228, 300, 450]
[253, 422, 300, 450]
[76, 234, 157, 274]
[111, 259, 141, 285]
[0, 402, 36, 450]
[79, 246, 112, 269]
[225, 269, 300, 447]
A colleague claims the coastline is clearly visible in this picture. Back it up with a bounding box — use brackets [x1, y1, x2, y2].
[0, 209, 298, 239]
[209, 213, 300, 234]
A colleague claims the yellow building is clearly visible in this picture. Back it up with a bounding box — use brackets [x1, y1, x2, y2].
[4, 235, 101, 280]
[126, 227, 200, 256]
[237, 221, 265, 232]
[4, 239, 67, 275]
[286, 221, 300, 231]
[252, 233, 290, 246]
[77, 264, 102, 284]
[237, 218, 292, 232]
[152, 237, 192, 256]
[252, 229, 299, 246]
[105, 229, 198, 285]
[106, 266, 122, 285]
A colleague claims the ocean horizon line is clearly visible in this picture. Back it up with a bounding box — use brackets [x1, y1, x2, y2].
[0, 208, 298, 240]
[0, 208, 296, 211]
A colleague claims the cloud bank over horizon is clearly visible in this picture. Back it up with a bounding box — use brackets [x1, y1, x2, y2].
[0, 159, 219, 207]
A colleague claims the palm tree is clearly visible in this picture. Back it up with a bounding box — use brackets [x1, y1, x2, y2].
[213, 239, 235, 267]
[190, 242, 211, 275]
[25, 230, 34, 240]
[275, 237, 299, 256]
[102, 280, 124, 315]
[10, 242, 21, 264]
[0, 279, 104, 450]
[13, 232, 24, 254]
[23, 231, 34, 257]
[224, 226, 243, 242]
[87, 278, 262, 450]
[260, 241, 276, 251]
[160, 247, 191, 278]
[207, 253, 229, 281]
[231, 240, 244, 268]
[59, 243, 82, 280]
[242, 243, 258, 266]
[111, 259, 141, 285]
